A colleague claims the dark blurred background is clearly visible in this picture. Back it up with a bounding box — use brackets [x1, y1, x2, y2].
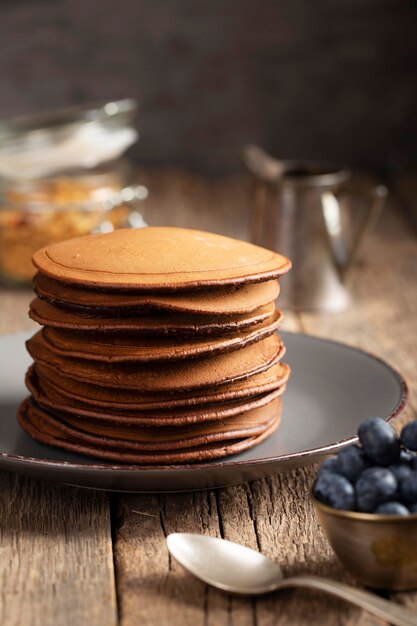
[1, 0, 416, 174]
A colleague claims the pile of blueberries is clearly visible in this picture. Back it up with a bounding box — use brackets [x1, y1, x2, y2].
[314, 417, 417, 515]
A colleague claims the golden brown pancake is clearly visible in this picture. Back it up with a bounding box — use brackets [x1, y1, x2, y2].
[26, 331, 285, 391]
[34, 272, 280, 316]
[26, 366, 285, 426]
[33, 227, 291, 289]
[29, 298, 275, 335]
[32, 361, 290, 410]
[41, 309, 283, 362]
[18, 398, 281, 463]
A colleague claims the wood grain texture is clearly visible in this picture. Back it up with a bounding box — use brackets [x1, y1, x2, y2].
[0, 473, 117, 626]
[114, 472, 391, 626]
[1, 167, 416, 625]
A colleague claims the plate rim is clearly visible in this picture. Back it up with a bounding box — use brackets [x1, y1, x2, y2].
[0, 330, 408, 475]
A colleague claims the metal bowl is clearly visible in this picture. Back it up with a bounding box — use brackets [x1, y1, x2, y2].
[313, 496, 417, 590]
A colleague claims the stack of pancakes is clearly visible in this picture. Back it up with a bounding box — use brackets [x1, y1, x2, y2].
[18, 227, 291, 464]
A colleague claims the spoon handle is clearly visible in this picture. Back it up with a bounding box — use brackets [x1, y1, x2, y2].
[279, 576, 416, 626]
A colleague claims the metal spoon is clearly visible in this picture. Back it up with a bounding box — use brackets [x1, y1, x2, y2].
[167, 534, 416, 626]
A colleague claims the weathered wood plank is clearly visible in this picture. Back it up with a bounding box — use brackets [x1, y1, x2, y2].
[0, 473, 117, 626]
[113, 491, 222, 626]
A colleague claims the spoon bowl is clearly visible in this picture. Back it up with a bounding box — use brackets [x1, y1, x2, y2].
[167, 533, 282, 595]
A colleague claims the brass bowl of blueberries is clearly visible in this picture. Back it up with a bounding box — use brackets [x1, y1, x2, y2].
[312, 417, 417, 591]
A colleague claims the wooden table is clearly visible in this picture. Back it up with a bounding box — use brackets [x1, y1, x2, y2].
[1, 169, 416, 626]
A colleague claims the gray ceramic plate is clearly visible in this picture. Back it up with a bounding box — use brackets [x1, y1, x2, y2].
[0, 331, 407, 492]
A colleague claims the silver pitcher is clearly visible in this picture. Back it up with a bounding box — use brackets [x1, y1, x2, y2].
[243, 145, 387, 313]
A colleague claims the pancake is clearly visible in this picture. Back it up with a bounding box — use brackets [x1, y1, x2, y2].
[41, 309, 283, 362]
[18, 398, 281, 463]
[29, 298, 275, 335]
[20, 394, 282, 447]
[26, 331, 285, 391]
[34, 272, 280, 316]
[26, 366, 286, 426]
[32, 227, 291, 290]
[22, 227, 291, 464]
[33, 361, 290, 410]
[60, 409, 276, 446]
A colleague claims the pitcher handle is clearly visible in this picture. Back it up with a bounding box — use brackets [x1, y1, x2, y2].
[322, 184, 387, 278]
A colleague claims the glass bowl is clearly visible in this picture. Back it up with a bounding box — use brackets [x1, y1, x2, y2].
[0, 163, 148, 286]
[0, 99, 147, 286]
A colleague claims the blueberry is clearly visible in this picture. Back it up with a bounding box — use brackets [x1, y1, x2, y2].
[317, 456, 340, 477]
[399, 472, 417, 505]
[374, 502, 409, 516]
[355, 467, 398, 512]
[314, 473, 355, 510]
[336, 445, 370, 483]
[358, 417, 400, 466]
[401, 420, 417, 451]
[409, 503, 417, 514]
[399, 449, 414, 463]
[388, 462, 413, 483]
